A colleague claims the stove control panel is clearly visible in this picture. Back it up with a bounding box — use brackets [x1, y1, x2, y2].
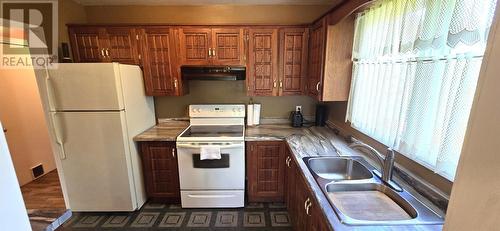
[189, 104, 246, 118]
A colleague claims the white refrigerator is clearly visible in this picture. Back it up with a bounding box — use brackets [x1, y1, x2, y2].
[36, 63, 155, 212]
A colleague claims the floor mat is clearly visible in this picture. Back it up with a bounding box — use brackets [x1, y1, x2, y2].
[61, 202, 291, 231]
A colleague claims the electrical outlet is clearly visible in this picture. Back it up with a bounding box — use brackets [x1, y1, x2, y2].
[296, 106, 302, 112]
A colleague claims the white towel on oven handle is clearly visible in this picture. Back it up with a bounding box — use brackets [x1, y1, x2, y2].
[200, 145, 221, 160]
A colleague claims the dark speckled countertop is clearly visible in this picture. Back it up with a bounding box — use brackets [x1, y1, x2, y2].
[134, 121, 446, 231]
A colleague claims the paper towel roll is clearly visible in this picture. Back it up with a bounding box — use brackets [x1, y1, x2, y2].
[253, 104, 261, 125]
[247, 104, 254, 126]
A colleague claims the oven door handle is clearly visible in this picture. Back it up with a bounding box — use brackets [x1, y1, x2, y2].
[187, 194, 236, 199]
[177, 142, 244, 149]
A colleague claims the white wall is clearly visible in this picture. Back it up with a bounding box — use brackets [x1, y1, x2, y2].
[0, 121, 32, 231]
[444, 3, 500, 230]
[0, 44, 57, 185]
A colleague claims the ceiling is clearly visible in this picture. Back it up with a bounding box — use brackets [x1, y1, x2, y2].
[73, 0, 334, 6]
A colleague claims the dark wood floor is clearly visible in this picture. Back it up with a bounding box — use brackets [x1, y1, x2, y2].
[21, 170, 66, 210]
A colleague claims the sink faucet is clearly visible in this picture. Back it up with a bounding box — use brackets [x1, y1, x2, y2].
[347, 136, 402, 191]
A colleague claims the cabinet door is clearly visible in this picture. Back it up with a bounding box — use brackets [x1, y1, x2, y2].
[310, 204, 330, 231]
[293, 169, 310, 230]
[279, 28, 309, 96]
[211, 28, 245, 65]
[308, 18, 327, 100]
[292, 161, 330, 231]
[285, 148, 298, 228]
[247, 29, 279, 96]
[140, 142, 180, 202]
[105, 27, 139, 65]
[246, 141, 286, 202]
[140, 27, 178, 96]
[68, 27, 106, 62]
[178, 28, 211, 65]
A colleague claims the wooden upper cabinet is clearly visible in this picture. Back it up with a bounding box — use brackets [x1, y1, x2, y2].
[321, 15, 355, 102]
[279, 28, 309, 96]
[104, 27, 139, 65]
[211, 28, 245, 65]
[178, 28, 212, 65]
[247, 28, 279, 96]
[178, 27, 245, 66]
[69, 27, 107, 62]
[69, 26, 140, 65]
[140, 27, 178, 96]
[308, 18, 327, 100]
[307, 16, 354, 102]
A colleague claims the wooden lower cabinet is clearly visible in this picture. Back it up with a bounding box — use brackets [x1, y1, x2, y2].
[285, 147, 298, 225]
[285, 145, 330, 231]
[140, 141, 180, 202]
[246, 141, 286, 202]
[246, 142, 330, 229]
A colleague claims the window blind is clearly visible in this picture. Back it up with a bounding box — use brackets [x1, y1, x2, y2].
[347, 0, 497, 180]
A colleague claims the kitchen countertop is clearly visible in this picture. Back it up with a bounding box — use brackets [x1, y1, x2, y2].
[134, 121, 445, 230]
[133, 122, 306, 142]
[133, 120, 189, 142]
[245, 124, 306, 141]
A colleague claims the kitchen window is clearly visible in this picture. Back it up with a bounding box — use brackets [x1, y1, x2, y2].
[346, 0, 498, 180]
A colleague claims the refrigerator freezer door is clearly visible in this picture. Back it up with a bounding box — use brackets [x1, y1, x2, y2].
[47, 63, 125, 111]
[53, 111, 137, 211]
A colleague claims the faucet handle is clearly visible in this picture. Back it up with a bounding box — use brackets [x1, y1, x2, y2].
[386, 148, 395, 159]
[345, 135, 358, 144]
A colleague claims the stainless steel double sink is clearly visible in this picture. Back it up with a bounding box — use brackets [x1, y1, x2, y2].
[304, 156, 444, 226]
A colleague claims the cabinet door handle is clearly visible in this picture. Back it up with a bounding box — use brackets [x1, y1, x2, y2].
[273, 80, 277, 88]
[174, 79, 178, 89]
[100, 48, 105, 57]
[286, 156, 291, 167]
[305, 199, 312, 216]
[279, 81, 283, 89]
[212, 47, 216, 57]
[172, 148, 176, 158]
[304, 198, 310, 211]
[208, 48, 212, 57]
[105, 48, 110, 57]
[316, 81, 321, 93]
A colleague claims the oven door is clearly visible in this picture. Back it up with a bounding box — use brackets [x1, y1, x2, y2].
[176, 141, 245, 190]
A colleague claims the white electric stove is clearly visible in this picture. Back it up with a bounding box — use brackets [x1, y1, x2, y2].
[176, 104, 245, 208]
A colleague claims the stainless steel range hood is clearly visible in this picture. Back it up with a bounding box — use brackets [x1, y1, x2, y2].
[181, 66, 246, 81]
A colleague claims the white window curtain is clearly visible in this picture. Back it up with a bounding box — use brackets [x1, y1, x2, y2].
[347, 0, 497, 180]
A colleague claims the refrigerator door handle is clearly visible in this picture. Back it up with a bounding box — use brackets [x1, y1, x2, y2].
[50, 112, 66, 160]
[44, 69, 56, 110]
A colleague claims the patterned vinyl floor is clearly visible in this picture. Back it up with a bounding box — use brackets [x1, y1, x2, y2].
[60, 202, 292, 231]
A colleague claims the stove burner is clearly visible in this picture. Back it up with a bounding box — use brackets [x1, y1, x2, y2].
[179, 125, 244, 138]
